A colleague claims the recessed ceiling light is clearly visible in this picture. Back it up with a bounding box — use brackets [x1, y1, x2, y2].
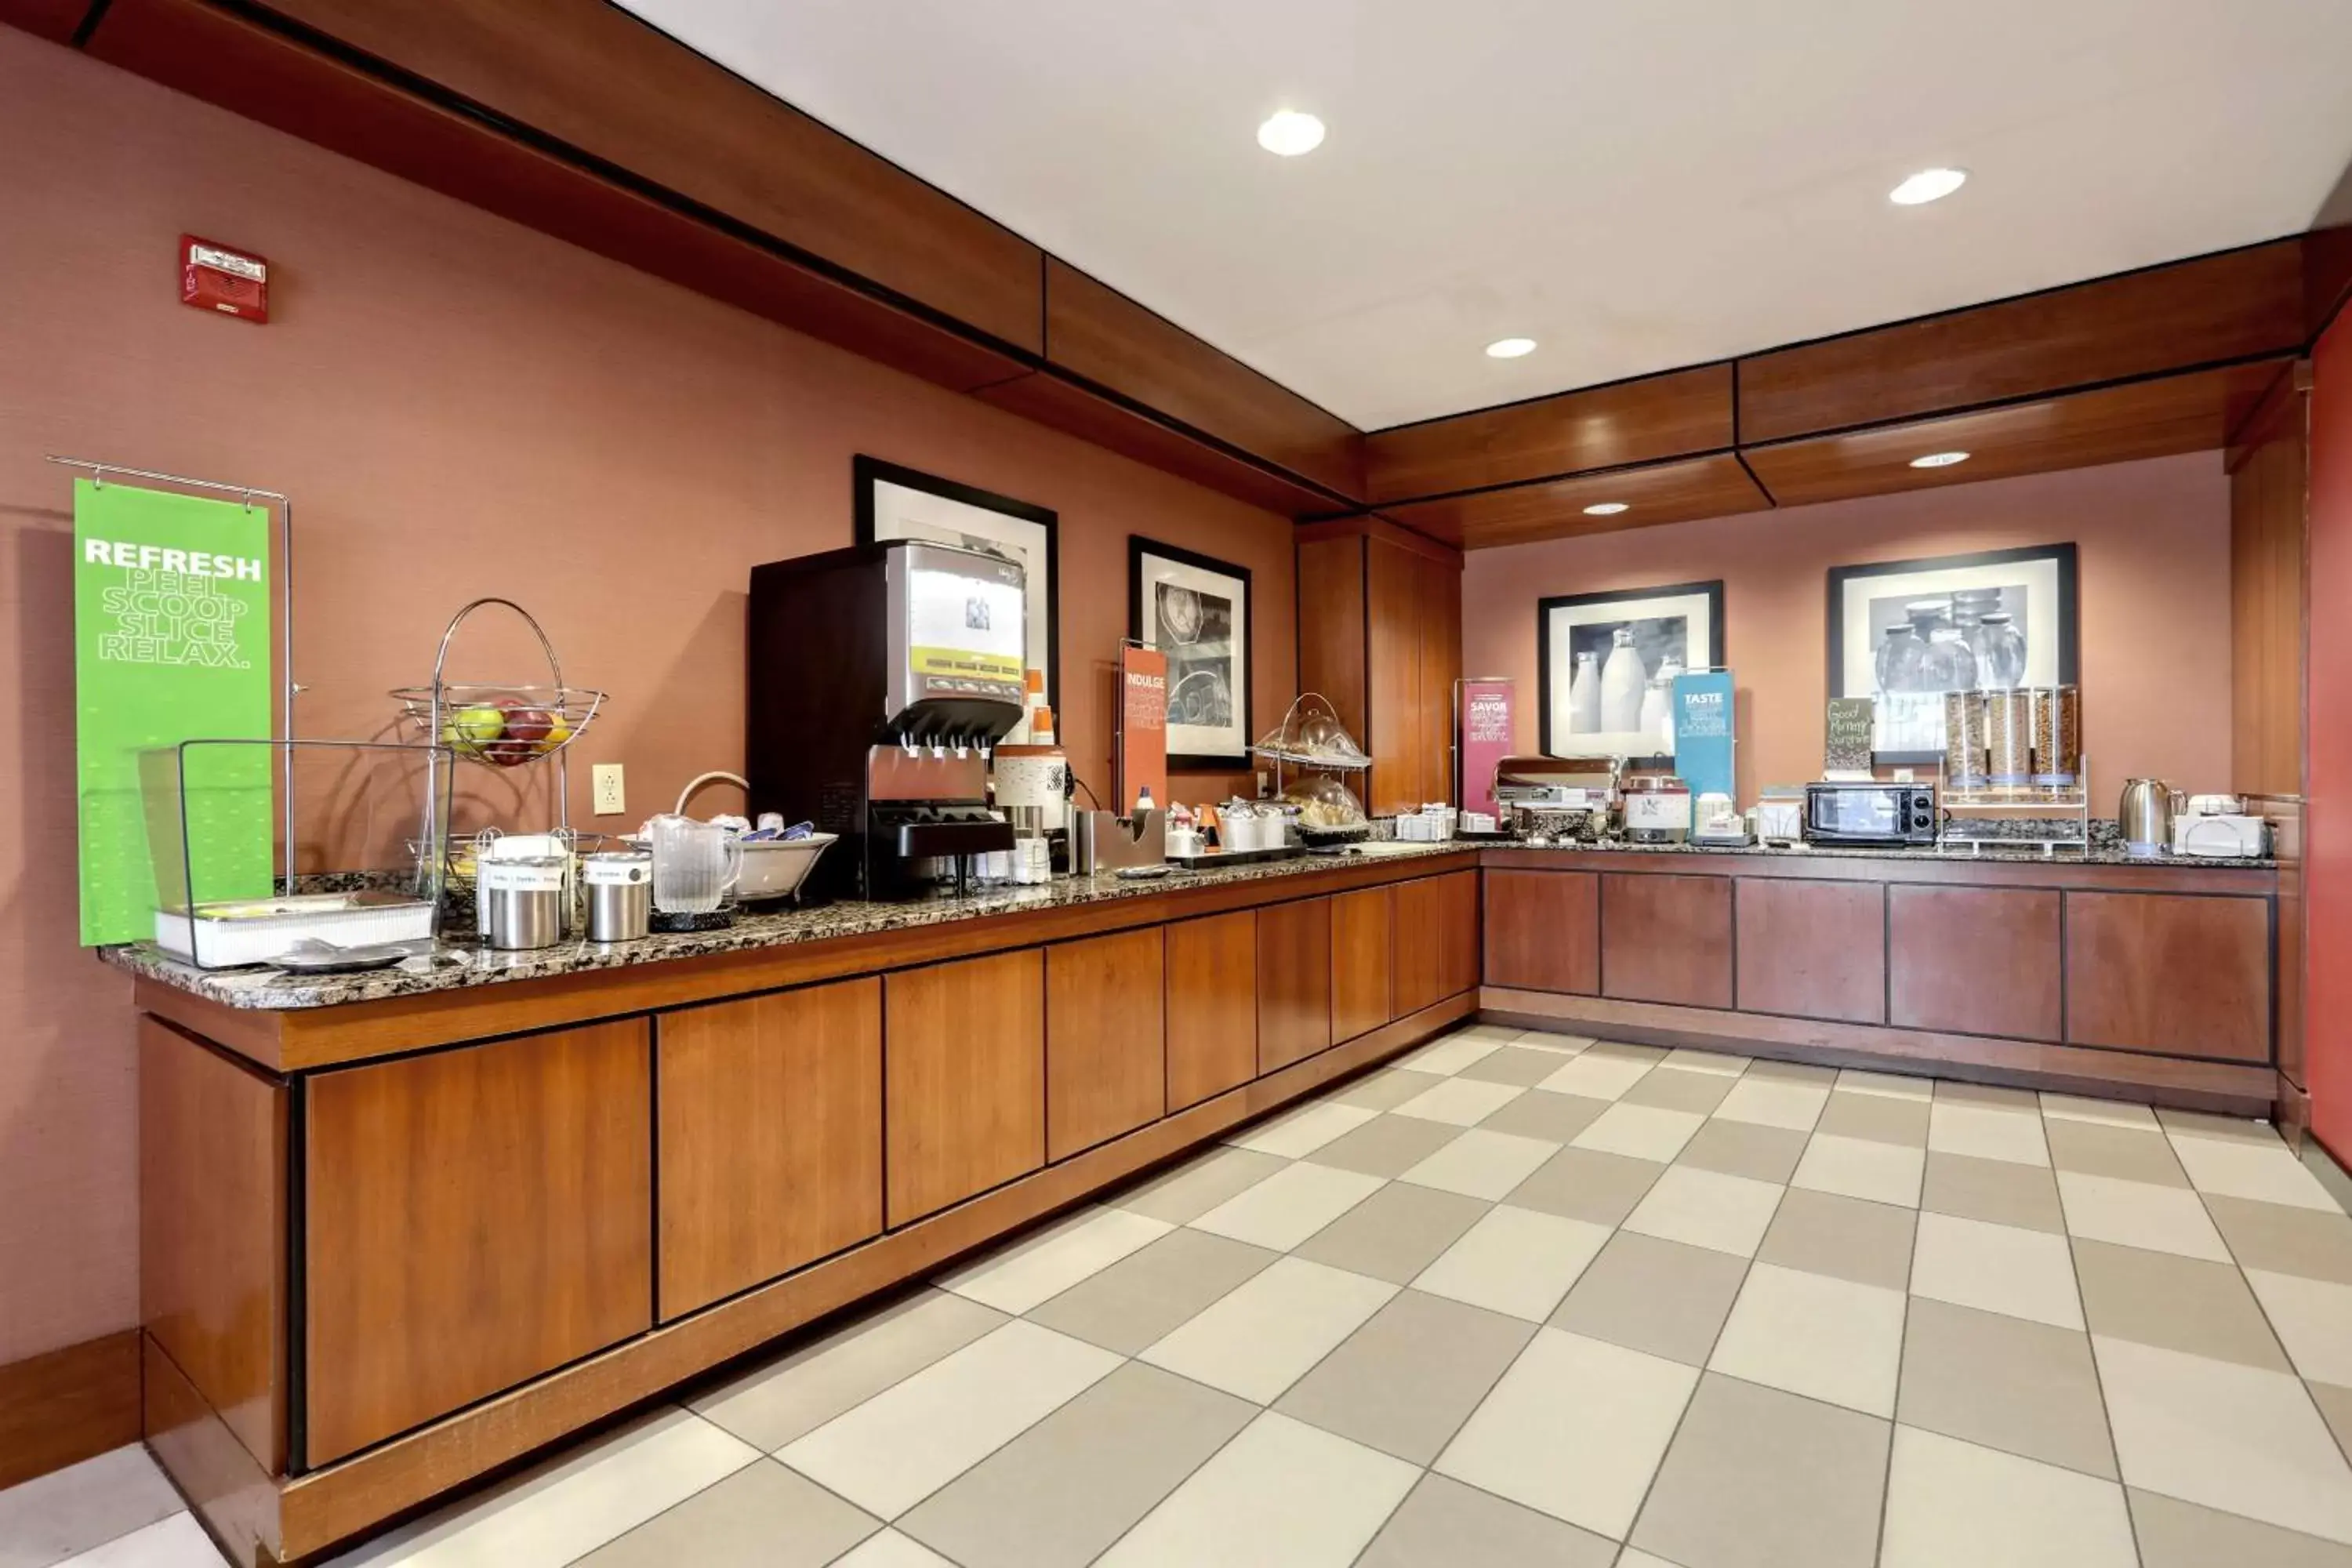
[1889, 167, 1967, 205]
[1910, 450, 1972, 469]
[1256, 111, 1325, 157]
[1582, 501, 1630, 516]
[1485, 337, 1537, 359]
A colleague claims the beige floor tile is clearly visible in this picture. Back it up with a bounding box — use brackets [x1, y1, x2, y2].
[1617, 1553, 1688, 1568]
[2314, 1381, 2352, 1459]
[1098, 1410, 1417, 1568]
[2097, 1333, 2352, 1544]
[1936, 1080, 2038, 1111]
[1909, 1212, 2083, 1329]
[1836, 1066, 1933, 1101]
[2073, 1237, 2289, 1370]
[779, 1322, 1119, 1519]
[1621, 1066, 1735, 1114]
[1711, 1076, 1829, 1132]
[1758, 1187, 1916, 1290]
[1589, 1040, 1671, 1064]
[1413, 1203, 1612, 1322]
[1392, 1076, 1528, 1127]
[1399, 1032, 1506, 1075]
[1277, 1290, 1537, 1464]
[573, 1459, 877, 1568]
[1629, 1372, 1888, 1568]
[1459, 1046, 1576, 1087]
[1112, 1145, 1290, 1225]
[1028, 1228, 1279, 1356]
[1664, 1047, 1751, 1077]
[2040, 1091, 2162, 1129]
[2057, 1171, 2230, 1261]
[1506, 1145, 1668, 1226]
[2045, 1120, 2187, 1185]
[692, 1290, 1007, 1453]
[2131, 1487, 2352, 1568]
[0, 1445, 184, 1568]
[2245, 1269, 2352, 1385]
[1624, 1165, 1785, 1258]
[1537, 1051, 1659, 1102]
[2172, 1131, 2347, 1211]
[1304, 1112, 1464, 1178]
[1570, 1102, 1706, 1162]
[1475, 1088, 1611, 1144]
[829, 1530, 956, 1567]
[1551, 1230, 1748, 1366]
[1927, 1101, 2050, 1166]
[1510, 1029, 1594, 1053]
[1333, 1067, 1449, 1112]
[1921, 1150, 2065, 1232]
[1436, 1328, 1698, 1539]
[1792, 1132, 1924, 1207]
[1229, 1101, 1380, 1158]
[1879, 1425, 2136, 1568]
[1189, 1160, 1386, 1250]
[940, 1206, 1174, 1313]
[1399, 1128, 1559, 1200]
[1676, 1118, 1809, 1184]
[2158, 1107, 2281, 1144]
[1356, 1473, 1617, 1568]
[64, 1514, 221, 1568]
[2207, 1194, 2352, 1283]
[1140, 1256, 1398, 1403]
[1292, 1182, 1491, 1285]
[1744, 1058, 1837, 1087]
[1814, 1089, 1930, 1146]
[1710, 1261, 1907, 1416]
[898, 1363, 1252, 1568]
[1897, 1297, 2115, 1478]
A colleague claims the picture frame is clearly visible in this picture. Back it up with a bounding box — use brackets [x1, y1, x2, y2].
[1129, 536, 1253, 769]
[855, 454, 1059, 715]
[1827, 543, 2078, 764]
[1537, 579, 1725, 762]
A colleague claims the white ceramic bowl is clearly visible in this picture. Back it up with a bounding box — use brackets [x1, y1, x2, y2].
[738, 833, 836, 901]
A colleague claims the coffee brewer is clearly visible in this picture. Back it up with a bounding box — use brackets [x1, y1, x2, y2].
[748, 540, 1021, 899]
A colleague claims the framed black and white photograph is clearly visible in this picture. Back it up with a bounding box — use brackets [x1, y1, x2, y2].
[1130, 537, 1252, 769]
[1537, 580, 1724, 761]
[855, 454, 1059, 713]
[1828, 543, 2078, 761]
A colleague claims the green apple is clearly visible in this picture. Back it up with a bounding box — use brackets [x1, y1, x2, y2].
[441, 703, 505, 759]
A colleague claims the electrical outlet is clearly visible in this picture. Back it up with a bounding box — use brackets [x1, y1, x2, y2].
[592, 763, 626, 816]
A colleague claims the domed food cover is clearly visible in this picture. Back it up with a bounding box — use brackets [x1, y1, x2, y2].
[1250, 692, 1371, 770]
[1283, 773, 1368, 833]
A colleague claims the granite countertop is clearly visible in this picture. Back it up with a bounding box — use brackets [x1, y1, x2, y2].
[102, 840, 1474, 1012]
[1493, 837, 2278, 870]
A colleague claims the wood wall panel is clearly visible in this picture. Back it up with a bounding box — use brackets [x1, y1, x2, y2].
[1484, 869, 1600, 995]
[1381, 453, 1773, 550]
[0, 0, 89, 42]
[304, 1019, 653, 1465]
[1295, 535, 1368, 746]
[2065, 892, 2273, 1062]
[1363, 365, 1737, 501]
[885, 951, 1047, 1225]
[1734, 879, 1886, 1024]
[1331, 887, 1395, 1043]
[1887, 886, 2063, 1041]
[1366, 537, 1425, 814]
[1047, 929, 1167, 1160]
[1165, 911, 1259, 1110]
[140, 1019, 285, 1473]
[657, 981, 883, 1320]
[1602, 873, 1733, 1008]
[1258, 897, 1334, 1071]
[2230, 376, 2310, 800]
[0, 1330, 141, 1492]
[1417, 550, 1464, 805]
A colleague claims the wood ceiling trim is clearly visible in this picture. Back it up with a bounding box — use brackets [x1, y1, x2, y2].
[1377, 452, 1773, 551]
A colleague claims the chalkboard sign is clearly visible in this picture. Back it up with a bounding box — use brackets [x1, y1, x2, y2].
[1825, 698, 1875, 772]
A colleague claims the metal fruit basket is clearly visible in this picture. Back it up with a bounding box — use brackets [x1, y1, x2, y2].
[390, 598, 606, 767]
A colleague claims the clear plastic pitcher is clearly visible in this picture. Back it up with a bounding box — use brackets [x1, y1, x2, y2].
[648, 814, 742, 913]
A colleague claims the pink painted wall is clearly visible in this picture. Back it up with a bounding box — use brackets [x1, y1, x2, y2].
[1461, 453, 2233, 804]
[0, 31, 1298, 1366]
[2306, 314, 2352, 1163]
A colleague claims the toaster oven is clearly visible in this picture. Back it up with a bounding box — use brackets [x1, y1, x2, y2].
[1803, 782, 1937, 846]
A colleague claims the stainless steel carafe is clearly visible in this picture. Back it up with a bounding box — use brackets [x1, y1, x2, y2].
[2118, 779, 2181, 859]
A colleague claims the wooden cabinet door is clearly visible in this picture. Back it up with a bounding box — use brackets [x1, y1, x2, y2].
[1439, 869, 1481, 998]
[304, 1019, 652, 1465]
[1367, 538, 1424, 815]
[657, 979, 883, 1320]
[1258, 898, 1334, 1072]
[1047, 929, 1167, 1160]
[1395, 872, 1478, 1014]
[1167, 912, 1258, 1110]
[1888, 886, 2063, 1040]
[1331, 887, 1395, 1042]
[1735, 879, 1886, 1024]
[2065, 892, 2271, 1062]
[886, 950, 1046, 1225]
[1602, 873, 1734, 1008]
[1484, 870, 1600, 994]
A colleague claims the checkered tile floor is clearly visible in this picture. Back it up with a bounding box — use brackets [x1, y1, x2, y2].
[16, 1025, 2352, 1567]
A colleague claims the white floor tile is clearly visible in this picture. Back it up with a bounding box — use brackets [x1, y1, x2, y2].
[1881, 1426, 2137, 1568]
[1663, 1047, 1750, 1077]
[1837, 1068, 1933, 1102]
[326, 1407, 758, 1566]
[829, 1530, 960, 1567]
[1098, 1411, 1417, 1568]
[1537, 1052, 1657, 1102]
[1189, 1161, 1385, 1250]
[2039, 1094, 2160, 1130]
[1392, 1076, 1529, 1127]
[2095, 1334, 2352, 1545]
[1616, 1554, 1688, 1568]
[1398, 1128, 1559, 1200]
[1570, 1102, 1706, 1162]
[1229, 1102, 1379, 1158]
[1436, 1328, 1698, 1539]
[1711, 1077, 1829, 1132]
[779, 1321, 1120, 1518]
[1928, 1103, 2050, 1167]
[1708, 1262, 1906, 1417]
[938, 1205, 1174, 1313]
[1908, 1212, 2083, 1330]
[2245, 1269, 2352, 1386]
[2169, 1133, 2344, 1211]
[1399, 1033, 1507, 1075]
[2055, 1171, 2230, 1261]
[60, 1514, 221, 1568]
[1793, 1133, 1925, 1207]
[1622, 1165, 1784, 1258]
[1140, 1257, 1399, 1403]
[1412, 1204, 1613, 1322]
[0, 1444, 185, 1568]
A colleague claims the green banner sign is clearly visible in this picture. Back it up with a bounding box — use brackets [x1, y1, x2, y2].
[74, 479, 275, 946]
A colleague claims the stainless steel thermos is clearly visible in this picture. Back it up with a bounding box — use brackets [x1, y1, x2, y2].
[583, 850, 653, 942]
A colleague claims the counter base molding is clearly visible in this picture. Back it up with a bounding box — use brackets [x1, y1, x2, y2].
[0, 1329, 142, 1491]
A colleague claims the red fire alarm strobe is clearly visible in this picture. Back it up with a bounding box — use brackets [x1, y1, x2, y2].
[181, 234, 268, 323]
